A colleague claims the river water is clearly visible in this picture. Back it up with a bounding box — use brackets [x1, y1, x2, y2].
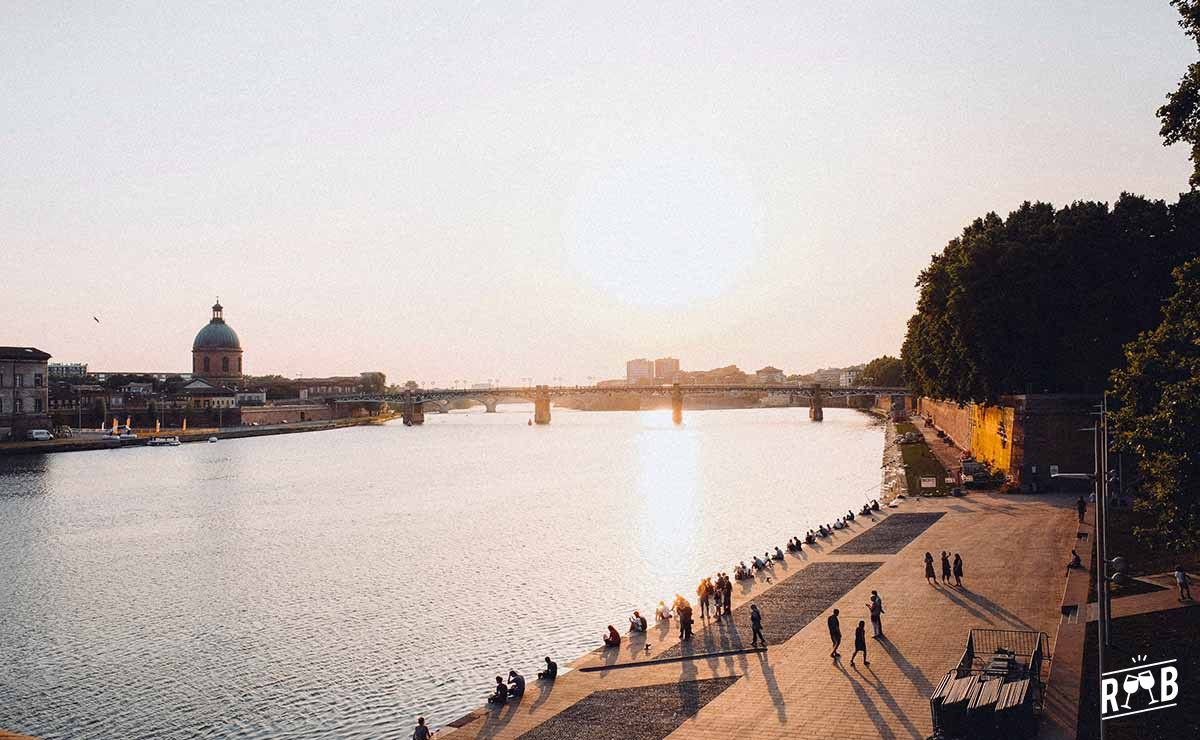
[0, 407, 883, 739]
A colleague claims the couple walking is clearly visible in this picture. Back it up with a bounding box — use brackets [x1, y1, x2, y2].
[827, 590, 885, 667]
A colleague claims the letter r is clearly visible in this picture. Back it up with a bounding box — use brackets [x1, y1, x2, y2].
[1160, 666, 1179, 702]
[1101, 677, 1120, 715]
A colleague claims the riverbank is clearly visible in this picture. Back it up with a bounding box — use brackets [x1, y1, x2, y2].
[0, 415, 393, 457]
[425, 412, 1082, 739]
[437, 488, 1079, 739]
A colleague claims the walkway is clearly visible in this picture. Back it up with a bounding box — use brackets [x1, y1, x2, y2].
[441, 491, 1079, 740]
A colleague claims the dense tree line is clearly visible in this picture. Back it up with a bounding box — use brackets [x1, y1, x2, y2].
[1111, 259, 1200, 549]
[901, 193, 1200, 404]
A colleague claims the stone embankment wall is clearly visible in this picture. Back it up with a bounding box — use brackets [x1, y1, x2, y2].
[240, 404, 334, 425]
[918, 395, 1095, 490]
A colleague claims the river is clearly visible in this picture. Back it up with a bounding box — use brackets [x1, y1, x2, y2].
[0, 407, 883, 739]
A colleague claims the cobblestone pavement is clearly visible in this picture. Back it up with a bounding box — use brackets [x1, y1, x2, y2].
[443, 491, 1078, 740]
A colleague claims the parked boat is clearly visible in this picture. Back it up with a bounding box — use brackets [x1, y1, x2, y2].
[208, 436, 218, 443]
[148, 436, 181, 447]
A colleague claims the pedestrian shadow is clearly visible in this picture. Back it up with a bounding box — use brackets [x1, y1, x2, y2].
[527, 678, 555, 713]
[954, 588, 1037, 631]
[875, 639, 934, 695]
[477, 698, 520, 737]
[860, 664, 924, 740]
[931, 582, 991, 623]
[757, 651, 787, 722]
[837, 661, 912, 740]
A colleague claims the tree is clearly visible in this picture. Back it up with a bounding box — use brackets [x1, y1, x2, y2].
[1110, 259, 1200, 549]
[860, 356, 904, 387]
[1159, 1, 1200, 188]
[901, 194, 1196, 404]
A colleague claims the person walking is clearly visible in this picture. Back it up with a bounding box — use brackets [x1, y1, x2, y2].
[940, 551, 952, 584]
[867, 591, 885, 639]
[924, 552, 937, 585]
[952, 553, 964, 587]
[850, 620, 870, 667]
[1176, 565, 1193, 601]
[412, 717, 432, 740]
[1076, 495, 1087, 523]
[698, 578, 711, 620]
[750, 604, 767, 648]
[827, 608, 842, 658]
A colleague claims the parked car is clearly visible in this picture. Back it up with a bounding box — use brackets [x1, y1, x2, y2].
[26, 429, 54, 442]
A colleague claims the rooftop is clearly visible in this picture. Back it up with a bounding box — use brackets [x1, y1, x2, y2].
[0, 346, 51, 361]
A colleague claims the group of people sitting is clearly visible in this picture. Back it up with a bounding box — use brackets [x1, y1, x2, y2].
[486, 658, 557, 706]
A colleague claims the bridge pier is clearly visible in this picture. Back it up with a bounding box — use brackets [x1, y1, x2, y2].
[402, 392, 425, 426]
[435, 400, 449, 414]
[533, 385, 551, 425]
[483, 397, 498, 413]
[809, 385, 824, 421]
[671, 383, 683, 425]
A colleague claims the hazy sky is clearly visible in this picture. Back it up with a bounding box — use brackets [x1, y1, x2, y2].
[3, 1, 1194, 383]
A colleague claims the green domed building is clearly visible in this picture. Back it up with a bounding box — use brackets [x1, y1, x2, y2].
[192, 300, 243, 383]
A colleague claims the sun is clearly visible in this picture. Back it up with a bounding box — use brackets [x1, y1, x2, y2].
[564, 147, 762, 308]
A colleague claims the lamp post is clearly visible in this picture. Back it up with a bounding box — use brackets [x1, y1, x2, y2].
[1052, 395, 1123, 740]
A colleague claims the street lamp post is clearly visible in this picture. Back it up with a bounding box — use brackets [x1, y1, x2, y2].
[1052, 396, 1122, 740]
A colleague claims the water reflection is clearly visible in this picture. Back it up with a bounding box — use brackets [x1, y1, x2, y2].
[0, 407, 883, 739]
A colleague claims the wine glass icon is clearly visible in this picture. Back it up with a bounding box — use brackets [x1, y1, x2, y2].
[1139, 669, 1158, 704]
[1121, 673, 1141, 709]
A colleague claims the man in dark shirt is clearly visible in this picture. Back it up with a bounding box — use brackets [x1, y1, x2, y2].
[750, 604, 766, 648]
[487, 676, 507, 705]
[827, 608, 842, 658]
[538, 656, 557, 680]
[507, 670, 525, 699]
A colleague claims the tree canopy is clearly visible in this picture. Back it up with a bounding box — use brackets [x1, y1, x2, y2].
[1159, 0, 1200, 188]
[901, 193, 1200, 404]
[860, 355, 904, 387]
[1110, 259, 1200, 549]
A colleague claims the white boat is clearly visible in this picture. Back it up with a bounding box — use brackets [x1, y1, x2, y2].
[148, 436, 181, 447]
[208, 436, 218, 443]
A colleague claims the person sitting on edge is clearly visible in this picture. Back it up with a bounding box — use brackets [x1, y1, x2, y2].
[846, 509, 855, 521]
[871, 499, 880, 511]
[537, 656, 557, 680]
[773, 546, 785, 560]
[1066, 549, 1082, 573]
[487, 676, 507, 705]
[412, 716, 432, 740]
[603, 625, 621, 647]
[753, 555, 767, 571]
[806, 532, 816, 545]
[507, 670, 525, 699]
[655, 600, 671, 622]
[629, 610, 648, 633]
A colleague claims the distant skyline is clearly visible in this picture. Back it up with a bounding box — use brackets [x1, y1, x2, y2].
[3, 2, 1194, 383]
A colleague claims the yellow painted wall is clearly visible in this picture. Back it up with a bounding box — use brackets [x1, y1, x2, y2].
[969, 404, 1015, 474]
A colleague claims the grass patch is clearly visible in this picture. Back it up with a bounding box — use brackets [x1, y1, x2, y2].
[895, 421, 951, 495]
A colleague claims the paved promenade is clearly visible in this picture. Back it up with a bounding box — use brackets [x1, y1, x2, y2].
[442, 491, 1079, 739]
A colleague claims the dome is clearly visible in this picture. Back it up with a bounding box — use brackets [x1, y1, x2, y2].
[193, 321, 241, 350]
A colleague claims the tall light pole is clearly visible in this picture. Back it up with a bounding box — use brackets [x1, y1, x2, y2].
[1053, 397, 1122, 740]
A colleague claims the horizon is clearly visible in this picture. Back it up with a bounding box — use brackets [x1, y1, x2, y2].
[3, 2, 1194, 383]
